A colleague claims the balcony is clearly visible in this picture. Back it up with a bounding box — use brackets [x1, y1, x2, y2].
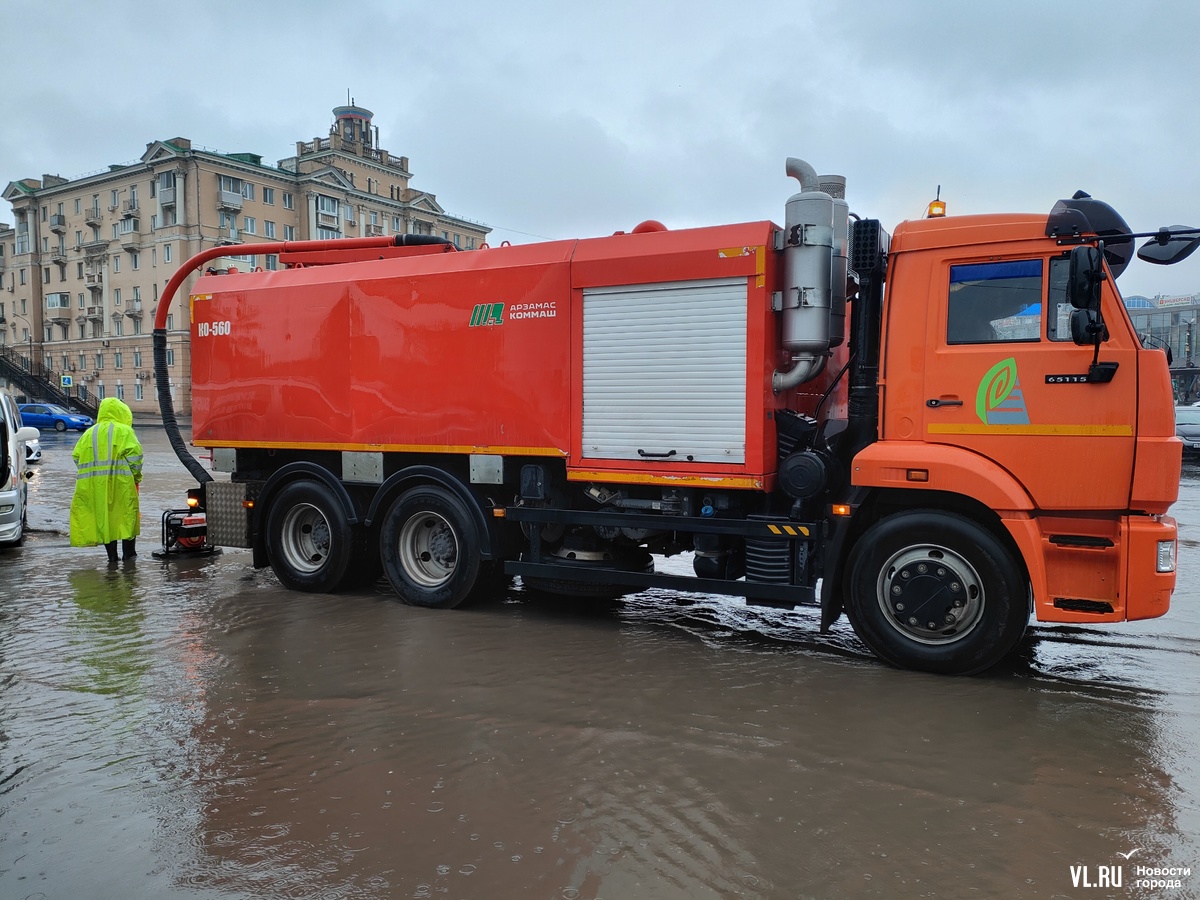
[85, 306, 104, 321]
[124, 301, 143, 318]
[47, 309, 71, 322]
[159, 185, 176, 206]
[82, 238, 110, 259]
[317, 211, 340, 228]
[365, 224, 384, 236]
[84, 207, 102, 226]
[217, 190, 243, 211]
[122, 199, 139, 217]
[49, 214, 67, 234]
[48, 247, 67, 266]
[85, 272, 104, 292]
[119, 221, 141, 250]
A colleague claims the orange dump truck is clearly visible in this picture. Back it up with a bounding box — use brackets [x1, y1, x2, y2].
[156, 158, 1194, 674]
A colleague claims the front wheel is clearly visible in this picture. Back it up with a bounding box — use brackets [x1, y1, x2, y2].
[379, 485, 481, 609]
[845, 510, 1029, 675]
[54, 420, 67, 432]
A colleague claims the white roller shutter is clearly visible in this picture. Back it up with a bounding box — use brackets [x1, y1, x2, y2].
[582, 278, 747, 464]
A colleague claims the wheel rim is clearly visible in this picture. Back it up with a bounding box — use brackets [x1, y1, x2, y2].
[277, 502, 333, 574]
[55, 420, 66, 432]
[398, 511, 458, 588]
[875, 543, 985, 645]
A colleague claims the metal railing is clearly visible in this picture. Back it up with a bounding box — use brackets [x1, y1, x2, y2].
[0, 344, 99, 419]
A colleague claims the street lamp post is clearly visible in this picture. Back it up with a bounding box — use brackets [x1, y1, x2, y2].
[0, 313, 33, 369]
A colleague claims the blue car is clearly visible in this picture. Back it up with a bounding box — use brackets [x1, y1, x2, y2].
[18, 402, 94, 432]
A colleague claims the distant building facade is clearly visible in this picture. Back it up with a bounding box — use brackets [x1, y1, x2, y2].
[1, 105, 489, 415]
[1124, 292, 1200, 402]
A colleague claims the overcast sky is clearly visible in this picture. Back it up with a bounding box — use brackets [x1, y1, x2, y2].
[2, 0, 1198, 299]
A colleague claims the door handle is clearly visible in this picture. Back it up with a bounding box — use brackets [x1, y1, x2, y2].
[926, 398, 964, 408]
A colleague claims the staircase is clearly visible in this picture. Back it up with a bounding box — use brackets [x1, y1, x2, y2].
[0, 345, 100, 420]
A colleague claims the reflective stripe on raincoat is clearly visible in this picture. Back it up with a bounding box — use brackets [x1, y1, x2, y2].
[69, 397, 143, 546]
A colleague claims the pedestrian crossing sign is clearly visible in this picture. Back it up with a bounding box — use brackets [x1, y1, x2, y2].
[61, 375, 73, 388]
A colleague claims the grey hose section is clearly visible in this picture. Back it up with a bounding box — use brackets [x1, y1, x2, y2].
[155, 328, 212, 485]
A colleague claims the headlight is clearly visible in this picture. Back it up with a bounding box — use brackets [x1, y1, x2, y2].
[1157, 540, 1177, 574]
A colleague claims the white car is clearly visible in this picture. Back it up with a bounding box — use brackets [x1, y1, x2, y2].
[25, 437, 41, 464]
[1, 391, 40, 546]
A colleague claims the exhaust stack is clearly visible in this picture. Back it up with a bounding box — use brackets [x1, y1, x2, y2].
[772, 157, 845, 392]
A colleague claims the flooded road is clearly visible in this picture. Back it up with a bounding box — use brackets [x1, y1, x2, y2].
[1, 428, 1198, 899]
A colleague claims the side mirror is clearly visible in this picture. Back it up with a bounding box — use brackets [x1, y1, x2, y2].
[1067, 245, 1104, 310]
[1137, 227, 1200, 266]
[1070, 309, 1108, 346]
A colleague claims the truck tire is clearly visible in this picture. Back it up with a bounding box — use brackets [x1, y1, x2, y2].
[265, 480, 354, 592]
[844, 510, 1029, 675]
[379, 485, 481, 609]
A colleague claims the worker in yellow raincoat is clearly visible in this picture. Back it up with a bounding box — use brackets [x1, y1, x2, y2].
[70, 397, 143, 563]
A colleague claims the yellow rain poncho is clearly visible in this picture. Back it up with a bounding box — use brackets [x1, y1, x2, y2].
[70, 397, 143, 546]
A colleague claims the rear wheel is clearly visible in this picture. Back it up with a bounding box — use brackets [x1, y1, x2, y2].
[265, 480, 353, 592]
[379, 485, 481, 609]
[845, 510, 1029, 675]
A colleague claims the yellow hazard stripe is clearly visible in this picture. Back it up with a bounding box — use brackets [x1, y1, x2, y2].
[766, 523, 810, 536]
[567, 470, 764, 490]
[927, 424, 1134, 436]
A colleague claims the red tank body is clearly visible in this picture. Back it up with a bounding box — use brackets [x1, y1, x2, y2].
[190, 221, 783, 489]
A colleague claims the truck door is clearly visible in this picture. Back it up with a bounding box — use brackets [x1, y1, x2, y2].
[921, 255, 1138, 511]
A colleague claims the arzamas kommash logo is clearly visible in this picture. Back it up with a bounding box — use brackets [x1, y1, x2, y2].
[976, 357, 1030, 425]
[469, 302, 504, 327]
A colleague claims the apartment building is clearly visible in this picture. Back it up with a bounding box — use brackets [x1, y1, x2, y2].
[0, 104, 490, 415]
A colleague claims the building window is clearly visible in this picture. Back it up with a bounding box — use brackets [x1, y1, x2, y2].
[151, 214, 158, 230]
[266, 254, 278, 270]
[95, 352, 104, 370]
[219, 174, 241, 194]
[243, 217, 256, 235]
[317, 195, 339, 214]
[110, 189, 119, 208]
[97, 383, 105, 400]
[151, 248, 157, 266]
[115, 288, 122, 305]
[263, 187, 274, 205]
[43, 267, 51, 283]
[77, 262, 84, 279]
[284, 224, 295, 241]
[283, 192, 294, 210]
[166, 348, 175, 366]
[164, 244, 171, 262]
[79, 352, 86, 370]
[131, 252, 140, 270]
[113, 255, 120, 273]
[134, 348, 142, 367]
[132, 317, 142, 335]
[78, 293, 85, 308]
[317, 227, 340, 240]
[393, 216, 402, 232]
[133, 286, 140, 303]
[114, 318, 123, 336]
[74, 198, 81, 215]
[166, 314, 173, 330]
[241, 182, 255, 201]
[115, 351, 123, 368]
[135, 381, 143, 401]
[264, 220, 276, 239]
[116, 383, 125, 401]
[163, 207, 177, 227]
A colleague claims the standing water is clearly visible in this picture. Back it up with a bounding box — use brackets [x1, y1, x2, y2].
[1, 427, 1198, 898]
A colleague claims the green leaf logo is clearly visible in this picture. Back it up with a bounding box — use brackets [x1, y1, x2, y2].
[976, 357, 1022, 424]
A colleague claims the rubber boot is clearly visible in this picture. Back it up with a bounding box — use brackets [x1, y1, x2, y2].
[122, 539, 137, 560]
[105, 541, 119, 563]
